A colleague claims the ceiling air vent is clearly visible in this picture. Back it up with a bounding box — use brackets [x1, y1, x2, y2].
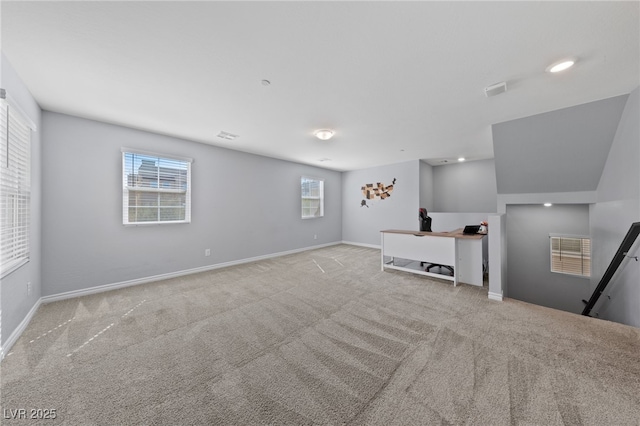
[484, 81, 507, 97]
[217, 131, 239, 141]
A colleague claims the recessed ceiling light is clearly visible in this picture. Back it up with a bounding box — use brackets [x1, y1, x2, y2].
[547, 59, 575, 73]
[314, 129, 334, 140]
[458, 157, 465, 162]
[544, 203, 553, 207]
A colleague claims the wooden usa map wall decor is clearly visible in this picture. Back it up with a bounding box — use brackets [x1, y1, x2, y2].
[360, 178, 396, 208]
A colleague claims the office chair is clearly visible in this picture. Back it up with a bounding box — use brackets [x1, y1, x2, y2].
[418, 207, 432, 232]
[419, 208, 454, 276]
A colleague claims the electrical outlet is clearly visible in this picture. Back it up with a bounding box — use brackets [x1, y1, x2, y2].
[27, 281, 31, 296]
[314, 234, 317, 240]
[205, 249, 211, 257]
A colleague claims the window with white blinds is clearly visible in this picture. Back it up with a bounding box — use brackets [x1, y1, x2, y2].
[550, 235, 591, 277]
[1, 97, 31, 277]
[301, 177, 324, 219]
[122, 150, 192, 225]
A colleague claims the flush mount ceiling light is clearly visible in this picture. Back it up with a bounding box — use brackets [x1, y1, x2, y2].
[544, 203, 553, 207]
[458, 157, 466, 162]
[546, 59, 576, 73]
[314, 129, 335, 140]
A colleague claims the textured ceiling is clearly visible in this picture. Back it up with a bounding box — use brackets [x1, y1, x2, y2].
[2, 1, 639, 171]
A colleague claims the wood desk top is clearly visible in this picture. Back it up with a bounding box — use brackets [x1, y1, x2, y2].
[381, 228, 486, 240]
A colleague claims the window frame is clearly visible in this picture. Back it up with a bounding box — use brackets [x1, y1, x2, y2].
[549, 233, 591, 278]
[0, 93, 34, 278]
[301, 176, 324, 219]
[122, 149, 193, 226]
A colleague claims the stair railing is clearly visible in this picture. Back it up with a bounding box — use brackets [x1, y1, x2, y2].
[582, 222, 640, 317]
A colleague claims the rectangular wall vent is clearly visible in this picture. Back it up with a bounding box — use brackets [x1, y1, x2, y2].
[484, 81, 507, 97]
[217, 131, 239, 140]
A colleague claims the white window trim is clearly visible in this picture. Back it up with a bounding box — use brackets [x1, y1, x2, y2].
[2, 258, 30, 280]
[121, 147, 192, 164]
[122, 149, 193, 226]
[301, 176, 324, 219]
[0, 91, 33, 279]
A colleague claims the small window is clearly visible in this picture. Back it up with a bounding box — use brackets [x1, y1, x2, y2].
[122, 150, 192, 225]
[550, 235, 591, 277]
[301, 177, 324, 219]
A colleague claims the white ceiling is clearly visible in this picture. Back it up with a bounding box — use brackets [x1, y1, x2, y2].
[2, 1, 639, 171]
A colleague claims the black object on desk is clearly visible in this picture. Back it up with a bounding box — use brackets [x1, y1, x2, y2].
[463, 225, 481, 235]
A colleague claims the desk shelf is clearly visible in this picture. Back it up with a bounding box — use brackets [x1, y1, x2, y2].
[381, 229, 486, 287]
[383, 257, 456, 282]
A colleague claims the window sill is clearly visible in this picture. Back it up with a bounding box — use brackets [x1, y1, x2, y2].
[550, 271, 591, 279]
[1, 258, 30, 279]
[124, 220, 191, 227]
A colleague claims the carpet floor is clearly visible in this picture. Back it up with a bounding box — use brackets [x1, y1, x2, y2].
[1, 244, 639, 425]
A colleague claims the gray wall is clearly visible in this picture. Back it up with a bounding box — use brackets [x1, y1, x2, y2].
[342, 160, 419, 246]
[41, 112, 342, 296]
[433, 159, 497, 213]
[589, 87, 640, 326]
[419, 160, 434, 212]
[1, 53, 42, 349]
[493, 95, 627, 194]
[343, 158, 496, 246]
[506, 204, 591, 313]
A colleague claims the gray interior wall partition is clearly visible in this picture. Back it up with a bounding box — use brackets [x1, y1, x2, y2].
[41, 112, 342, 297]
[492, 95, 627, 195]
[419, 160, 434, 212]
[342, 160, 419, 247]
[589, 87, 640, 327]
[506, 204, 591, 314]
[432, 159, 497, 213]
[1, 53, 42, 349]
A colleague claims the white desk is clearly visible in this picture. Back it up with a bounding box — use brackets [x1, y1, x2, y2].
[381, 229, 486, 286]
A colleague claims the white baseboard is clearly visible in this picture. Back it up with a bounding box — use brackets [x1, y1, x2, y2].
[341, 240, 381, 250]
[1, 298, 42, 360]
[41, 241, 342, 304]
[488, 291, 503, 301]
